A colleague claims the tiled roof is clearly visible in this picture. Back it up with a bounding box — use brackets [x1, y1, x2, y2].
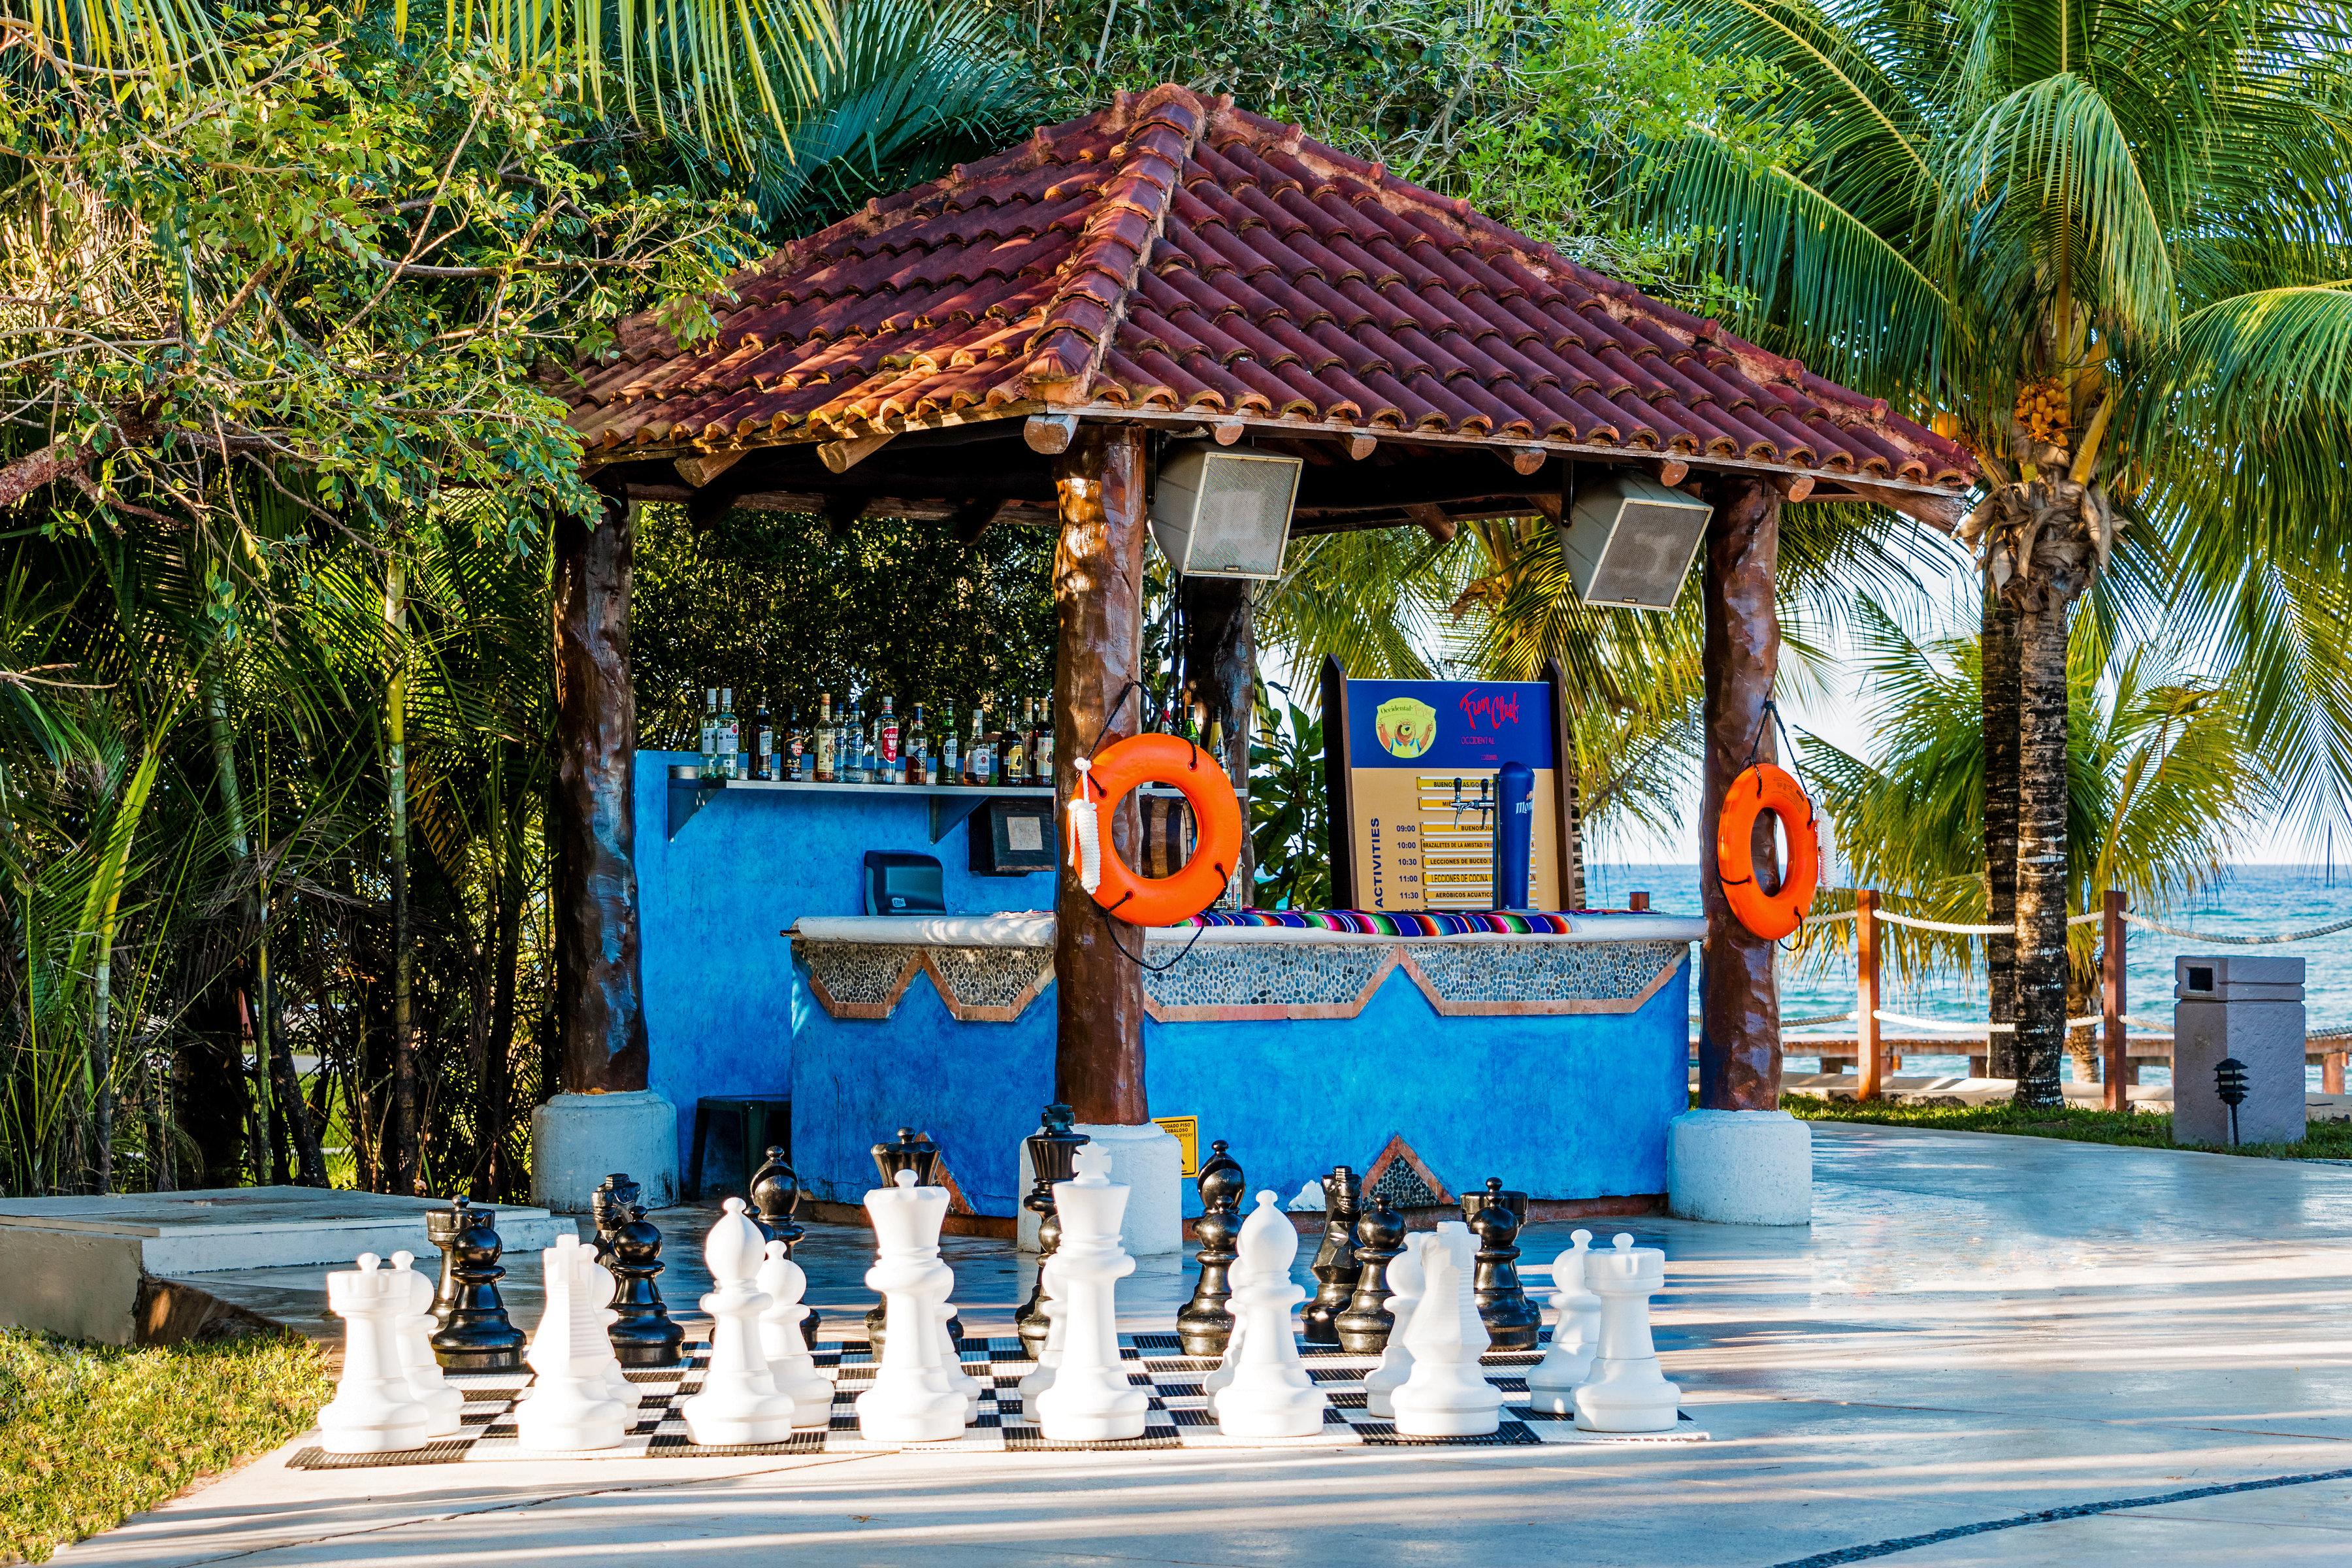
[567, 85, 1972, 492]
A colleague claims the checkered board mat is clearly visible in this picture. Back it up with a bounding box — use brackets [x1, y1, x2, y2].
[288, 1330, 1703, 1466]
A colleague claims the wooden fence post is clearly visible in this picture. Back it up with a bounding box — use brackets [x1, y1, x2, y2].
[1857, 889, 1883, 1102]
[2102, 889, 2127, 1113]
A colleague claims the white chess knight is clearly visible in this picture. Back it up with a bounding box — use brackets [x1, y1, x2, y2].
[1034, 1143, 1149, 1441]
[514, 1235, 629, 1450]
[857, 1169, 972, 1441]
[1572, 1233, 1682, 1433]
[318, 1252, 434, 1454]
[755, 1239, 836, 1425]
[1362, 1232, 1426, 1420]
[388, 1250, 464, 1437]
[1215, 1189, 1329, 1439]
[682, 1198, 799, 1445]
[1525, 1228, 1603, 1415]
[1390, 1221, 1504, 1437]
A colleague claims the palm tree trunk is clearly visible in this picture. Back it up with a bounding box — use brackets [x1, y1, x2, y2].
[483, 759, 527, 1198]
[2011, 596, 2071, 1105]
[385, 556, 418, 1190]
[1982, 591, 2021, 1079]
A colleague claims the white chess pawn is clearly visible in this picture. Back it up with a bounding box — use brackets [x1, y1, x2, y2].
[755, 1239, 835, 1426]
[1034, 1143, 1148, 1441]
[1015, 1251, 1064, 1407]
[1215, 1190, 1328, 1439]
[318, 1253, 434, 1454]
[1526, 1229, 1602, 1414]
[514, 1235, 629, 1450]
[682, 1198, 798, 1445]
[1391, 1222, 1503, 1437]
[1362, 1232, 1426, 1420]
[1201, 1232, 1254, 1417]
[388, 1250, 464, 1437]
[857, 1169, 970, 1441]
[1572, 1233, 1682, 1433]
[938, 1294, 983, 1403]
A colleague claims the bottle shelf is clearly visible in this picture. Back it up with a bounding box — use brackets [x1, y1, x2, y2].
[664, 772, 1056, 842]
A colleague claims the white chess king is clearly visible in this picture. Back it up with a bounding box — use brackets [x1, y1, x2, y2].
[857, 1169, 971, 1441]
[317, 1252, 433, 1454]
[1390, 1221, 1504, 1438]
[1571, 1233, 1682, 1433]
[681, 1198, 798, 1445]
[1524, 1228, 1603, 1414]
[1033, 1143, 1149, 1441]
[1215, 1189, 1328, 1439]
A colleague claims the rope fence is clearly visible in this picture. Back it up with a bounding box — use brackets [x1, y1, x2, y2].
[2119, 911, 2352, 945]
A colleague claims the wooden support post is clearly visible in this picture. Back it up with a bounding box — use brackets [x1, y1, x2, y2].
[1180, 576, 1256, 906]
[1856, 890, 1883, 1102]
[1697, 477, 1784, 1110]
[2325, 1052, 2345, 1096]
[552, 493, 651, 1094]
[2102, 889, 2129, 1112]
[1053, 425, 1151, 1125]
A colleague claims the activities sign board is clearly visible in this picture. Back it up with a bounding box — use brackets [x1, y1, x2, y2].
[1320, 662, 1569, 911]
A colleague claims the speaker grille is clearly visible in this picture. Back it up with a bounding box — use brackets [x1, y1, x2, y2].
[1587, 498, 1710, 606]
[1184, 453, 1299, 575]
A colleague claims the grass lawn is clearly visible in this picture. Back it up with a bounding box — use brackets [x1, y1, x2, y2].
[1786, 1092, 2352, 1160]
[1, 1329, 330, 1565]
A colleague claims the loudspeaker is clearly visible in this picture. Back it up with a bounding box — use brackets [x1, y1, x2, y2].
[1149, 443, 1302, 578]
[1558, 472, 1712, 612]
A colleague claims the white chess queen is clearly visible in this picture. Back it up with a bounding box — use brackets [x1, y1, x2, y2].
[681, 1198, 798, 1445]
[514, 1235, 630, 1451]
[1033, 1144, 1149, 1441]
[1390, 1222, 1504, 1437]
[1571, 1233, 1682, 1433]
[857, 1170, 972, 1441]
[1524, 1229, 1602, 1415]
[317, 1253, 434, 1454]
[1215, 1190, 1329, 1439]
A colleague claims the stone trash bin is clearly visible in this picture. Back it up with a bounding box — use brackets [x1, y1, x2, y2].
[2172, 955, 2305, 1147]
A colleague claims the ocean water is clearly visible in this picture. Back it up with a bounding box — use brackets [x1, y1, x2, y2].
[1589, 862, 2352, 1087]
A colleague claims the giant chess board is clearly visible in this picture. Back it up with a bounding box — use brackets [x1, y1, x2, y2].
[288, 1329, 1703, 1466]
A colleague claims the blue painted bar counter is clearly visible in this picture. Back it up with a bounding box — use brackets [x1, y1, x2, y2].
[634, 750, 1700, 1221]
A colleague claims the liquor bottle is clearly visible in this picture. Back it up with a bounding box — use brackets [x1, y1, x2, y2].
[1030, 697, 1053, 785]
[791, 705, 811, 781]
[1004, 698, 1026, 786]
[967, 700, 990, 785]
[906, 703, 930, 787]
[814, 693, 836, 783]
[752, 697, 773, 782]
[700, 688, 719, 779]
[860, 708, 881, 785]
[717, 689, 740, 781]
[839, 691, 864, 784]
[879, 695, 900, 785]
[941, 706, 960, 785]
[992, 700, 1012, 787]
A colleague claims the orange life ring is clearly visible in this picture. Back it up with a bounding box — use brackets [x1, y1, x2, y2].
[1071, 732, 1242, 927]
[1716, 763, 1820, 940]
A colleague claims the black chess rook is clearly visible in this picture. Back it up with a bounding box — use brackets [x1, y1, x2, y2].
[1017, 1103, 1088, 1358]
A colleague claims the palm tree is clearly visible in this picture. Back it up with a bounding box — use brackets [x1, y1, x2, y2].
[1652, 0, 2352, 1102]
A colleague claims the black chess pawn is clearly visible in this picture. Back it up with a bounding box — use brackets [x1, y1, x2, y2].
[748, 1146, 820, 1348]
[595, 1177, 685, 1368]
[429, 1200, 526, 1371]
[423, 1195, 471, 1332]
[1177, 1140, 1245, 1355]
[1016, 1103, 1088, 1358]
[1300, 1164, 1362, 1346]
[1462, 1177, 1541, 1350]
[866, 1126, 959, 1350]
[1336, 1192, 1405, 1352]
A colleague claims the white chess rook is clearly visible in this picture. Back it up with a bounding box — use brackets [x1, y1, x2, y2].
[1034, 1144, 1149, 1441]
[514, 1235, 629, 1451]
[1215, 1190, 1329, 1439]
[682, 1198, 798, 1445]
[857, 1169, 972, 1441]
[1362, 1232, 1426, 1420]
[1525, 1228, 1603, 1415]
[1572, 1233, 1682, 1433]
[755, 1239, 836, 1425]
[1390, 1221, 1504, 1437]
[318, 1252, 434, 1454]
[389, 1250, 464, 1437]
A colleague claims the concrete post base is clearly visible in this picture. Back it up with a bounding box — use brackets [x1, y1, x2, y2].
[1669, 1109, 1812, 1226]
[531, 1090, 680, 1214]
[1019, 1122, 1184, 1256]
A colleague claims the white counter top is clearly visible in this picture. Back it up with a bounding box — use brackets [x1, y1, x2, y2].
[789, 913, 1706, 946]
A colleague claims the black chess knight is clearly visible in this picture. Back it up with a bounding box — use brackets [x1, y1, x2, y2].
[1463, 1177, 1541, 1349]
[1177, 1140, 1245, 1355]
[1301, 1164, 1363, 1346]
[1336, 1188, 1405, 1352]
[748, 1145, 821, 1347]
[593, 1172, 685, 1367]
[427, 1196, 527, 1371]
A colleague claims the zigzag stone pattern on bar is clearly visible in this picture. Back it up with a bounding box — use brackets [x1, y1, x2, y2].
[1140, 939, 1394, 1012]
[926, 947, 1055, 1013]
[1406, 940, 1688, 1007]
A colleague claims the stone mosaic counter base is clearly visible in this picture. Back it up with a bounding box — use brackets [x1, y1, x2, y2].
[284, 1328, 1703, 1464]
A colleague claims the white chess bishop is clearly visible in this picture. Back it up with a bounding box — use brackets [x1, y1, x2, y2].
[389, 1250, 464, 1437]
[317, 1252, 433, 1454]
[857, 1169, 971, 1441]
[514, 1235, 629, 1451]
[755, 1239, 836, 1424]
[1034, 1143, 1149, 1441]
[1390, 1221, 1503, 1437]
[1361, 1232, 1426, 1420]
[681, 1198, 798, 1445]
[1215, 1190, 1328, 1439]
[1525, 1228, 1602, 1414]
[1572, 1233, 1682, 1433]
